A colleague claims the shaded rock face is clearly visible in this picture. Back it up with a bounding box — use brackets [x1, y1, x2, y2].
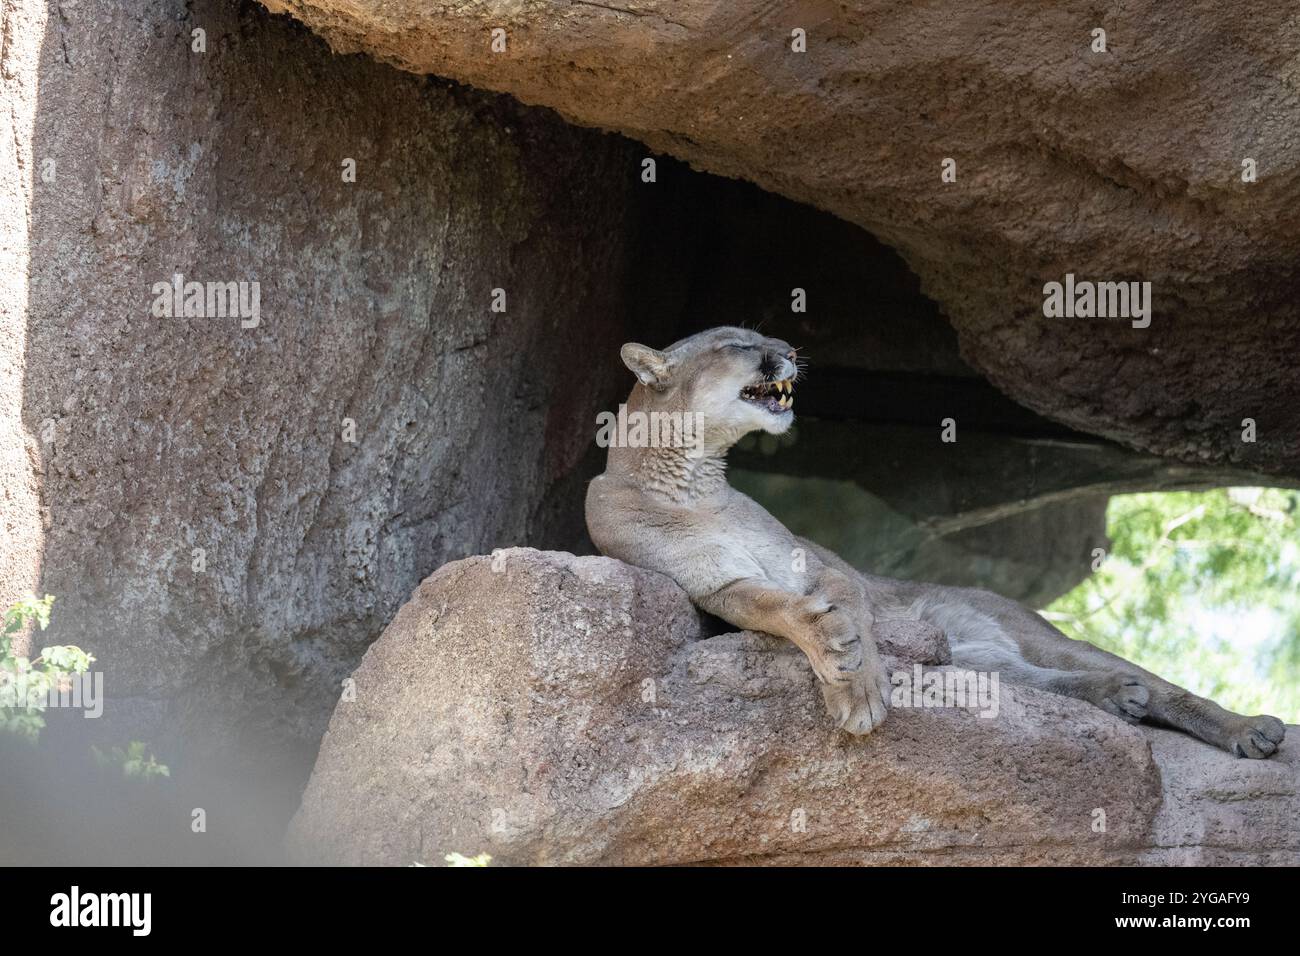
[266, 0, 1300, 477]
[735, 469, 1112, 609]
[729, 418, 1300, 609]
[2, 0, 688, 757]
[292, 548, 1298, 866]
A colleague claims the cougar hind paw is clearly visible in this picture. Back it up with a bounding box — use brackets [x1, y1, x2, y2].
[1096, 676, 1149, 724]
[1229, 715, 1286, 759]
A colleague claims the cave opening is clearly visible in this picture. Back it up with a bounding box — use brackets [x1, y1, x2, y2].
[632, 157, 1300, 725]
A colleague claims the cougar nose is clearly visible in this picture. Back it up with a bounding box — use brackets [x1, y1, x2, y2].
[763, 347, 798, 380]
[779, 349, 798, 380]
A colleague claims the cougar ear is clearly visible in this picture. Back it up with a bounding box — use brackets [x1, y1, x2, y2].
[620, 342, 674, 389]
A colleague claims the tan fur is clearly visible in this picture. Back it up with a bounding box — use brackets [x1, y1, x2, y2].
[586, 327, 1286, 757]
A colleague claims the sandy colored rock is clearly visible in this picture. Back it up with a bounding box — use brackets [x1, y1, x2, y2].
[284, 548, 1300, 866]
[266, 0, 1300, 476]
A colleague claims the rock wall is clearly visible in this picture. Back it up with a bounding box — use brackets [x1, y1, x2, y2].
[0, 0, 45, 626]
[1, 0, 685, 758]
[264, 0, 1300, 476]
[289, 549, 1300, 865]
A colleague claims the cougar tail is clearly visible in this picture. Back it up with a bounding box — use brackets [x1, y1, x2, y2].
[899, 593, 1022, 668]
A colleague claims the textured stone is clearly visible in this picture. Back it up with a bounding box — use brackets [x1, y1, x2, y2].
[0, 0, 46, 638]
[284, 548, 1299, 867]
[0, 0, 683, 756]
[1141, 728, 1300, 865]
[265, 0, 1300, 476]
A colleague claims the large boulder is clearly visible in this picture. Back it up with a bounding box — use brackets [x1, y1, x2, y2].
[289, 548, 1299, 865]
[0, 0, 686, 759]
[264, 0, 1300, 476]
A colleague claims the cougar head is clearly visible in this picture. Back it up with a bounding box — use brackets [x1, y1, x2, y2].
[619, 326, 801, 450]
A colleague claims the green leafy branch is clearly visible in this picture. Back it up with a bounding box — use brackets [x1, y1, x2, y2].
[0, 595, 94, 741]
[2, 595, 169, 777]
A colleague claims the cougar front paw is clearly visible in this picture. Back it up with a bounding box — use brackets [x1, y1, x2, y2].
[822, 660, 890, 736]
[802, 600, 863, 685]
[1228, 715, 1286, 759]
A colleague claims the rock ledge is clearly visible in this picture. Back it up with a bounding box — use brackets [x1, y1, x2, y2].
[288, 549, 1299, 865]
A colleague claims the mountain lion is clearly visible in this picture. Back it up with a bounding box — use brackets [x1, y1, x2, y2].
[585, 326, 1286, 758]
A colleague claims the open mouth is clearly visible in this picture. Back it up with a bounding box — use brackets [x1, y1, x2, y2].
[740, 377, 795, 414]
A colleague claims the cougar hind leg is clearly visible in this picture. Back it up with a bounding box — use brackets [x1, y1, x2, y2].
[915, 600, 1152, 723]
[1140, 679, 1285, 758]
[906, 583, 1286, 759]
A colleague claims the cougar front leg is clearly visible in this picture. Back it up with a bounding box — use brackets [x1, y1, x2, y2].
[698, 576, 890, 735]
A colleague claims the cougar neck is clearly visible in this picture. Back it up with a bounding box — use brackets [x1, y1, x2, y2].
[603, 386, 733, 504]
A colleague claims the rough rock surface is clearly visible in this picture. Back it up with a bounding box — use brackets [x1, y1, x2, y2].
[0, 0, 45, 630]
[290, 548, 1299, 866]
[266, 0, 1300, 476]
[0, 0, 683, 756]
[1142, 728, 1300, 865]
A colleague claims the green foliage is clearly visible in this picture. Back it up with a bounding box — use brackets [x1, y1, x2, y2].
[92, 740, 171, 780]
[3, 594, 54, 638]
[0, 595, 95, 742]
[444, 852, 491, 867]
[1046, 488, 1300, 721]
[2, 596, 170, 778]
